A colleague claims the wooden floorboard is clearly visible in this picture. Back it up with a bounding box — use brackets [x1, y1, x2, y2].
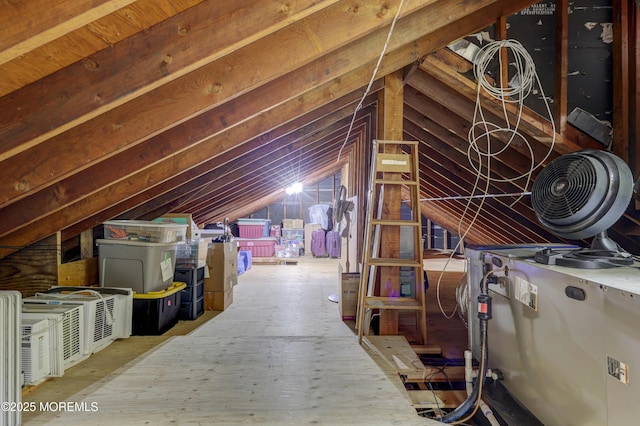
[22, 256, 448, 425]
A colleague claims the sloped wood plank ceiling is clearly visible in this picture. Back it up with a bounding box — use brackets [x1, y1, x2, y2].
[1, 0, 639, 263]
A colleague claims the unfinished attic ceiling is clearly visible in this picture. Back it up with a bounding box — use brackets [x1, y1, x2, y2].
[1, 0, 639, 263]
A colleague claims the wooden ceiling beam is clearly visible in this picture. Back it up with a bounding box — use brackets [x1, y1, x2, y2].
[404, 85, 536, 179]
[0, 0, 135, 65]
[5, 62, 381, 245]
[414, 163, 553, 245]
[553, 0, 569, 135]
[612, 0, 630, 162]
[202, 142, 350, 224]
[112, 100, 377, 223]
[404, 116, 531, 208]
[60, 98, 377, 241]
[0, 0, 546, 258]
[1, 0, 542, 209]
[408, 132, 548, 244]
[0, 0, 432, 206]
[178, 122, 368, 218]
[186, 128, 362, 221]
[0, 0, 335, 159]
[209, 160, 347, 224]
[0, 0, 206, 96]
[420, 53, 601, 154]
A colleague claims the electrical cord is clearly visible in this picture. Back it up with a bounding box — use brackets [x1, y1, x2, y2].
[336, 0, 410, 162]
[433, 39, 557, 321]
[467, 38, 556, 196]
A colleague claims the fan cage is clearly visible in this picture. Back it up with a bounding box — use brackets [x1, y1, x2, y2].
[531, 150, 633, 240]
[531, 155, 600, 221]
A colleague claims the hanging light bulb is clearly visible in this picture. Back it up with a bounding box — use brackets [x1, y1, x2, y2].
[285, 182, 303, 195]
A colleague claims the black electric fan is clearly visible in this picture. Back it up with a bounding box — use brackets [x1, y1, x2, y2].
[333, 185, 354, 271]
[531, 149, 635, 268]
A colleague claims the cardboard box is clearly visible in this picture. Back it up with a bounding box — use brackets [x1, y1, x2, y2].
[205, 289, 233, 311]
[205, 241, 237, 292]
[339, 266, 360, 320]
[292, 219, 303, 228]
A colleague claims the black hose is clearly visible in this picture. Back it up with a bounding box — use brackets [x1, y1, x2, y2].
[440, 272, 493, 424]
[440, 319, 488, 423]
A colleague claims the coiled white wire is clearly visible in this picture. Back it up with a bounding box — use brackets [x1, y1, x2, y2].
[468, 39, 556, 187]
[437, 39, 557, 320]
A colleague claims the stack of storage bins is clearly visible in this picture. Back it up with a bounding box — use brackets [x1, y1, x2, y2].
[278, 227, 304, 258]
[97, 220, 188, 334]
[236, 218, 278, 258]
[173, 238, 209, 320]
[174, 266, 205, 320]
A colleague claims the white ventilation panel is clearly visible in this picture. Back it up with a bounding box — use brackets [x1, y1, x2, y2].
[25, 293, 118, 355]
[21, 304, 86, 370]
[1, 290, 22, 426]
[21, 318, 51, 385]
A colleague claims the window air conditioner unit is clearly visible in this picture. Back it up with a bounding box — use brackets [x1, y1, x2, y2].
[52, 286, 133, 339]
[21, 304, 85, 370]
[21, 318, 51, 385]
[25, 293, 118, 355]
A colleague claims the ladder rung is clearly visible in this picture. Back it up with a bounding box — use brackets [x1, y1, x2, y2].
[366, 258, 423, 268]
[371, 219, 420, 227]
[364, 297, 423, 309]
[358, 139, 427, 346]
[377, 139, 419, 147]
[374, 179, 418, 185]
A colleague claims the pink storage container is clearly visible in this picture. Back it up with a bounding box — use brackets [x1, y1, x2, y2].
[238, 224, 264, 238]
[237, 238, 277, 257]
[237, 218, 268, 238]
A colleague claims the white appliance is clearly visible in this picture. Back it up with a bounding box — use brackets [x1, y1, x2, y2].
[1, 290, 22, 426]
[21, 304, 86, 370]
[52, 286, 133, 339]
[21, 317, 51, 385]
[466, 245, 640, 426]
[24, 292, 118, 355]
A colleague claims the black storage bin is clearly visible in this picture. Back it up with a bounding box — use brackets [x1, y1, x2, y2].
[132, 282, 186, 335]
[175, 267, 205, 320]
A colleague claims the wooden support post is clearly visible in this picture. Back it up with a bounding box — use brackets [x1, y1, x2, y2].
[80, 229, 93, 260]
[553, 0, 569, 135]
[496, 16, 509, 90]
[379, 70, 404, 336]
[612, 0, 630, 162]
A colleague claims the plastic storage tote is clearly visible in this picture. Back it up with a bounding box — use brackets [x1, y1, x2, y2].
[132, 282, 186, 335]
[103, 220, 187, 243]
[97, 239, 179, 294]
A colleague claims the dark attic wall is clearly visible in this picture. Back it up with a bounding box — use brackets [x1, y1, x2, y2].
[436, 0, 640, 256]
[461, 0, 615, 146]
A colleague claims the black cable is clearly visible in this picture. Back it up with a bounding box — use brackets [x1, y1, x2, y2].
[440, 270, 498, 424]
[439, 319, 488, 423]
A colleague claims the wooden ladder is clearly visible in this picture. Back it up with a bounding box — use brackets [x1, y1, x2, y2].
[357, 140, 427, 345]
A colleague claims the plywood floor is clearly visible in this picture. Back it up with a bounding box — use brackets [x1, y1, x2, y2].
[22, 256, 469, 425]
